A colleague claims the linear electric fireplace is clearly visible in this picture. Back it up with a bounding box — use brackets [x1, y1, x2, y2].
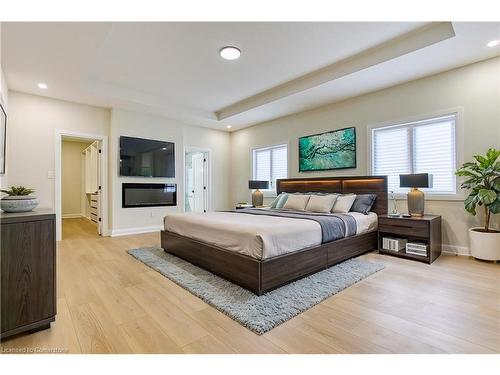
[122, 183, 177, 208]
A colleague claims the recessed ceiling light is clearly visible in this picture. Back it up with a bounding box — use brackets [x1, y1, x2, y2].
[487, 40, 499, 47]
[220, 46, 241, 60]
[161, 147, 167, 150]
[37, 82, 48, 89]
[226, 125, 232, 129]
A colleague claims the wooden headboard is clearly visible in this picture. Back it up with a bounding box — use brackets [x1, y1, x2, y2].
[276, 176, 388, 215]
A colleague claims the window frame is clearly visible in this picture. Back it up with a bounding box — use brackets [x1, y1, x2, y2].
[367, 109, 464, 201]
[251, 142, 289, 198]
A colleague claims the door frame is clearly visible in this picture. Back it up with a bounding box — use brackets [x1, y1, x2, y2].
[184, 147, 212, 213]
[55, 129, 109, 241]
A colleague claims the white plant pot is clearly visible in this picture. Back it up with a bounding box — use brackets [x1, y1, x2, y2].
[469, 228, 500, 261]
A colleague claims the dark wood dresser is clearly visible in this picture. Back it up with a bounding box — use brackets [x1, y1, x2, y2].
[1, 209, 56, 340]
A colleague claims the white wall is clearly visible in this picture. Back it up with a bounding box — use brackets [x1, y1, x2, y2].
[6, 91, 110, 211]
[0, 22, 9, 188]
[5, 92, 231, 237]
[109, 108, 231, 235]
[61, 140, 91, 217]
[230, 57, 500, 255]
[183, 124, 232, 212]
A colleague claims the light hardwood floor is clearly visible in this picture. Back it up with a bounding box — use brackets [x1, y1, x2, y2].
[1, 218, 499, 354]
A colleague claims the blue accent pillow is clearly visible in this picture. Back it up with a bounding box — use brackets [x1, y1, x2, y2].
[270, 194, 283, 208]
[275, 193, 289, 208]
[350, 194, 377, 215]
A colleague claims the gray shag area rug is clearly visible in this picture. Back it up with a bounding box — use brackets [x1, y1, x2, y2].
[127, 246, 384, 335]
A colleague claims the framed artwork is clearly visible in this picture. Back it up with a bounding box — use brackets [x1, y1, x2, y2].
[299, 126, 356, 172]
[0, 102, 6, 174]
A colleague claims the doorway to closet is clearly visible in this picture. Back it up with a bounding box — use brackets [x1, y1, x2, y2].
[60, 137, 101, 240]
[184, 149, 211, 213]
[56, 130, 108, 241]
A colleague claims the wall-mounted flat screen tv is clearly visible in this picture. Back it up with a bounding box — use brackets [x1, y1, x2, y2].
[120, 136, 175, 177]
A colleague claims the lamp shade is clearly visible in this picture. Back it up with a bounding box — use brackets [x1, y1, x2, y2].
[248, 180, 269, 190]
[399, 173, 432, 188]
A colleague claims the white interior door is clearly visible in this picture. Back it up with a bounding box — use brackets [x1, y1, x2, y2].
[191, 153, 205, 213]
[96, 141, 102, 235]
[85, 141, 101, 235]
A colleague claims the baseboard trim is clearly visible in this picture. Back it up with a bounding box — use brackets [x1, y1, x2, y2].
[110, 226, 163, 237]
[62, 214, 83, 219]
[442, 244, 470, 257]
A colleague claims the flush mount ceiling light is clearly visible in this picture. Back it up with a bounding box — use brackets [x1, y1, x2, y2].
[487, 40, 500, 47]
[219, 46, 241, 60]
[37, 82, 48, 89]
[226, 125, 232, 129]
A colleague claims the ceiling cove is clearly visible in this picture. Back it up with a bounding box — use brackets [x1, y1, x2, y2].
[215, 22, 456, 120]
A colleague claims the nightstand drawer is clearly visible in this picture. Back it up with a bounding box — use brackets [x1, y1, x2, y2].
[378, 220, 428, 237]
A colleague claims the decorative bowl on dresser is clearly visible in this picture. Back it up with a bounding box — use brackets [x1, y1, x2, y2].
[0, 209, 56, 340]
[377, 214, 442, 264]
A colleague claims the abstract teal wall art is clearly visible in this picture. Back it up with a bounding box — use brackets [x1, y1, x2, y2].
[299, 127, 356, 172]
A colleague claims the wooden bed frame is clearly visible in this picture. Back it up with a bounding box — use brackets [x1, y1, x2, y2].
[161, 176, 387, 295]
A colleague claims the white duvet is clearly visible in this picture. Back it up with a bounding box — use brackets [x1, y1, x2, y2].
[163, 209, 378, 260]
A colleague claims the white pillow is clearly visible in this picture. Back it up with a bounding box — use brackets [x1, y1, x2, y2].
[283, 194, 311, 211]
[331, 194, 357, 213]
[305, 194, 338, 213]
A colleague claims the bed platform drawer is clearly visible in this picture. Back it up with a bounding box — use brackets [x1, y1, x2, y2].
[261, 246, 327, 292]
[161, 230, 261, 294]
[378, 218, 428, 238]
[327, 231, 378, 265]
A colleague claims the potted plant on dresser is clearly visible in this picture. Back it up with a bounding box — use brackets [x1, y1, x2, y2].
[0, 186, 39, 213]
[456, 148, 500, 261]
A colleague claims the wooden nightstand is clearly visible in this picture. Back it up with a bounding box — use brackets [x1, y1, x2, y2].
[378, 214, 442, 264]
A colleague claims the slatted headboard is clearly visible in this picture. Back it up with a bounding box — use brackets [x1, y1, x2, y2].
[276, 176, 388, 215]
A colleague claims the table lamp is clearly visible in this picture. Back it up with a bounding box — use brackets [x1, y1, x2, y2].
[248, 180, 269, 207]
[399, 173, 432, 217]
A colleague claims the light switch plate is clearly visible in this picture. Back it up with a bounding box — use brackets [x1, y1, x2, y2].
[47, 171, 55, 179]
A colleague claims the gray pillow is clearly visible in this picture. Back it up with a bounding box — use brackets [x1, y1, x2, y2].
[350, 194, 377, 215]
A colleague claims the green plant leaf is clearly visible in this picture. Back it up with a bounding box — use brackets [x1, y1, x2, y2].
[464, 195, 478, 215]
[486, 148, 500, 163]
[474, 155, 489, 167]
[478, 189, 497, 205]
[489, 197, 500, 214]
[456, 170, 481, 178]
[492, 177, 500, 192]
[0, 186, 35, 196]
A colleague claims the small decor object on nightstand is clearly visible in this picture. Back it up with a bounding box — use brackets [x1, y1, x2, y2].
[399, 173, 432, 217]
[405, 241, 428, 257]
[248, 180, 269, 207]
[236, 203, 254, 209]
[387, 190, 401, 217]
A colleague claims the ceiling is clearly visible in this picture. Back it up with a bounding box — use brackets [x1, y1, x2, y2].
[2, 22, 500, 131]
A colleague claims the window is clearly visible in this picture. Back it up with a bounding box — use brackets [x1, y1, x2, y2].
[252, 144, 288, 195]
[371, 114, 457, 195]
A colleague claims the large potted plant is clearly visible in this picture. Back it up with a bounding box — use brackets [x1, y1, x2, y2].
[456, 148, 500, 261]
[0, 186, 39, 213]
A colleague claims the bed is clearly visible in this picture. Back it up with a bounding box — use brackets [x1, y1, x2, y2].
[161, 176, 388, 295]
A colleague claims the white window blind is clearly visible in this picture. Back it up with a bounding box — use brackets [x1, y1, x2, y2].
[372, 114, 456, 194]
[253, 144, 288, 192]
